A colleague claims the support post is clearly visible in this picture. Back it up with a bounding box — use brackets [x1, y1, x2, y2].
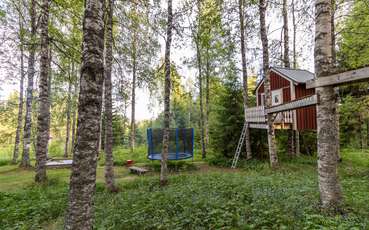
[175, 128, 179, 160]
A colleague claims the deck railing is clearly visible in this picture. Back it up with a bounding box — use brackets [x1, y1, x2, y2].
[245, 106, 266, 123]
[245, 106, 294, 124]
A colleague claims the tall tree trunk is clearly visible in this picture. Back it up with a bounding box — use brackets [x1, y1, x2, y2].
[196, 45, 206, 159]
[196, 0, 206, 159]
[47, 46, 52, 160]
[35, 0, 50, 183]
[160, 0, 173, 186]
[205, 49, 210, 147]
[97, 82, 104, 155]
[13, 9, 25, 164]
[130, 54, 136, 152]
[335, 88, 341, 161]
[314, 0, 342, 210]
[238, 0, 252, 159]
[104, 0, 118, 192]
[282, 0, 295, 156]
[291, 0, 300, 154]
[331, 0, 336, 65]
[20, 0, 37, 168]
[64, 67, 73, 158]
[260, 0, 278, 168]
[130, 18, 138, 153]
[64, 0, 105, 228]
[282, 0, 290, 68]
[292, 0, 297, 68]
[71, 82, 78, 154]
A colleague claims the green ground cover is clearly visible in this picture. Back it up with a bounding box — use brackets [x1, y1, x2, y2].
[0, 148, 368, 229]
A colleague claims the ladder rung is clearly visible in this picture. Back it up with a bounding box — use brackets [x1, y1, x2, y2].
[231, 122, 248, 168]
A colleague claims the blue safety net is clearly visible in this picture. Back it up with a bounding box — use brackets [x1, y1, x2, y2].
[147, 128, 194, 160]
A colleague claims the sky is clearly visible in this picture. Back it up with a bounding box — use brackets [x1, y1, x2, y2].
[0, 0, 317, 121]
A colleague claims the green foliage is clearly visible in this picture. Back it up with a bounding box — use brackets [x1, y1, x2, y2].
[0, 180, 68, 229]
[210, 65, 244, 157]
[0, 149, 368, 229]
[339, 96, 369, 148]
[337, 0, 369, 69]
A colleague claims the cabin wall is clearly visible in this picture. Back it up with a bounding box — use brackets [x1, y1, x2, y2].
[295, 84, 316, 130]
[255, 71, 317, 131]
[256, 72, 291, 105]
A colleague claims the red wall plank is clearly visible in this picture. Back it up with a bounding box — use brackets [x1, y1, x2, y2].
[283, 87, 291, 102]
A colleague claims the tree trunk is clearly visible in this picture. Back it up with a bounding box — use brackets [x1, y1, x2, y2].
[260, 0, 278, 168]
[160, 0, 173, 186]
[64, 68, 73, 158]
[71, 82, 78, 155]
[35, 0, 50, 183]
[205, 49, 210, 147]
[331, 0, 336, 65]
[196, 0, 206, 159]
[283, 0, 290, 68]
[238, 0, 252, 159]
[295, 130, 300, 155]
[64, 0, 105, 228]
[366, 120, 369, 148]
[104, 0, 118, 192]
[20, 0, 37, 168]
[97, 82, 104, 155]
[282, 0, 296, 156]
[129, 19, 138, 153]
[314, 0, 342, 210]
[197, 45, 206, 159]
[130, 54, 136, 153]
[359, 115, 363, 150]
[47, 46, 52, 160]
[292, 0, 297, 68]
[335, 88, 341, 161]
[13, 9, 25, 164]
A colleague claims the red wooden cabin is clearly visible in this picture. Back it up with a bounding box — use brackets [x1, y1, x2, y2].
[252, 67, 316, 131]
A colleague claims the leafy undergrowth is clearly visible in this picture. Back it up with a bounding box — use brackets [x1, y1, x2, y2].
[0, 149, 368, 229]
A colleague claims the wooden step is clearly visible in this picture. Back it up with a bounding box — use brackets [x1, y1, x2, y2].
[128, 166, 148, 175]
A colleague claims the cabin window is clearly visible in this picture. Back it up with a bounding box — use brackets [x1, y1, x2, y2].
[272, 89, 283, 106]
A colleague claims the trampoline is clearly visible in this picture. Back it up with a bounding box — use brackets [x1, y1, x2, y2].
[147, 128, 194, 160]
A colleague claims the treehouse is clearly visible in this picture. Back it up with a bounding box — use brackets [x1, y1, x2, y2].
[246, 67, 317, 131]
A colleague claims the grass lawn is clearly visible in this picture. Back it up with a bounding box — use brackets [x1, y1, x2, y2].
[0, 148, 368, 229]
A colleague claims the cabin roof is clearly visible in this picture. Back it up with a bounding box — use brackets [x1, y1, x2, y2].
[255, 67, 315, 92]
[272, 67, 315, 83]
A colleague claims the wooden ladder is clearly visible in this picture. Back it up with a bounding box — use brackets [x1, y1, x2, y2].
[231, 122, 247, 168]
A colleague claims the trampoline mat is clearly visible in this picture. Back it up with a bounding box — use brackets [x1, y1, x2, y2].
[148, 152, 193, 160]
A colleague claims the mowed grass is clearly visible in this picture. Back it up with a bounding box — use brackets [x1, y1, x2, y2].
[0, 149, 368, 229]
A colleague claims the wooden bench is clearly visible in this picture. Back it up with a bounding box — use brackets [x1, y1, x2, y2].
[128, 166, 148, 175]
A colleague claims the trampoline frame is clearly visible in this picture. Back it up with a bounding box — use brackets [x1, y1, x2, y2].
[147, 128, 194, 160]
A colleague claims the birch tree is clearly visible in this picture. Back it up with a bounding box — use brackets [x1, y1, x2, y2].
[64, 0, 105, 227]
[238, 0, 252, 159]
[20, 0, 37, 168]
[12, 0, 25, 164]
[64, 66, 73, 158]
[35, 0, 51, 182]
[160, 0, 173, 186]
[104, 0, 118, 192]
[314, 0, 342, 210]
[260, 0, 278, 168]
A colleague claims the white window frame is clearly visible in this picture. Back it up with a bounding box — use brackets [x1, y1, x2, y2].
[271, 89, 283, 106]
